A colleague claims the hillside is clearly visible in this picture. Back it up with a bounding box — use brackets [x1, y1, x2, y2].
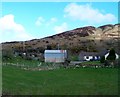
[1, 24, 120, 55]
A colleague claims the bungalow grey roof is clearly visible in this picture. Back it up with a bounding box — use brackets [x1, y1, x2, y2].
[99, 50, 108, 56]
[79, 51, 99, 56]
[99, 50, 119, 56]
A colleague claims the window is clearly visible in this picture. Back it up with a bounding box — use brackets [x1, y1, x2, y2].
[86, 56, 89, 59]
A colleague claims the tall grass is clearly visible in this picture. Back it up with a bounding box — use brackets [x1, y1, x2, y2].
[2, 56, 61, 71]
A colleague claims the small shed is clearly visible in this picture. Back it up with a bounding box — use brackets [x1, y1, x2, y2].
[44, 50, 67, 63]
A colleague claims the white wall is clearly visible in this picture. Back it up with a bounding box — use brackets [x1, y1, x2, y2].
[105, 53, 119, 60]
[83, 56, 100, 61]
[84, 56, 93, 61]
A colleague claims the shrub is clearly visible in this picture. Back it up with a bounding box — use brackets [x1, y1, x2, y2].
[70, 55, 79, 61]
[2, 49, 14, 61]
[106, 48, 116, 61]
[46, 45, 52, 50]
[100, 56, 105, 63]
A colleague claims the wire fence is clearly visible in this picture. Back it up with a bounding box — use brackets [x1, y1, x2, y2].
[2, 62, 61, 71]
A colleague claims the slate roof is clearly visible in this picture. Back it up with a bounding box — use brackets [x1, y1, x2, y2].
[79, 51, 100, 56]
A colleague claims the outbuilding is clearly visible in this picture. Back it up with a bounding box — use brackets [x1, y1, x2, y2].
[44, 50, 67, 63]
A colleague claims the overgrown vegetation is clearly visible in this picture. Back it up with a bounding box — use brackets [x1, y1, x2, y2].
[70, 55, 79, 61]
[81, 61, 101, 65]
[2, 56, 61, 71]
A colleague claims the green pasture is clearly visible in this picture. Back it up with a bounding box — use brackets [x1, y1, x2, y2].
[81, 61, 101, 65]
[2, 65, 118, 95]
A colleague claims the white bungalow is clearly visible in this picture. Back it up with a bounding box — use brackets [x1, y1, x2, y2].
[79, 51, 100, 61]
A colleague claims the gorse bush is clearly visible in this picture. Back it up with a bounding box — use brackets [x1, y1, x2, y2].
[106, 48, 116, 61]
[100, 56, 105, 63]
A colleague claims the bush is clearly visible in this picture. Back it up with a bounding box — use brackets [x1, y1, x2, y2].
[106, 48, 116, 61]
[115, 58, 120, 67]
[2, 49, 14, 61]
[70, 55, 79, 61]
[100, 56, 105, 63]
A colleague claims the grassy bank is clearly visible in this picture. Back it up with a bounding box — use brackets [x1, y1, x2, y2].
[2, 65, 118, 95]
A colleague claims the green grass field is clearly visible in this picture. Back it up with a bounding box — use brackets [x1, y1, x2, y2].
[2, 65, 118, 95]
[81, 61, 101, 65]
